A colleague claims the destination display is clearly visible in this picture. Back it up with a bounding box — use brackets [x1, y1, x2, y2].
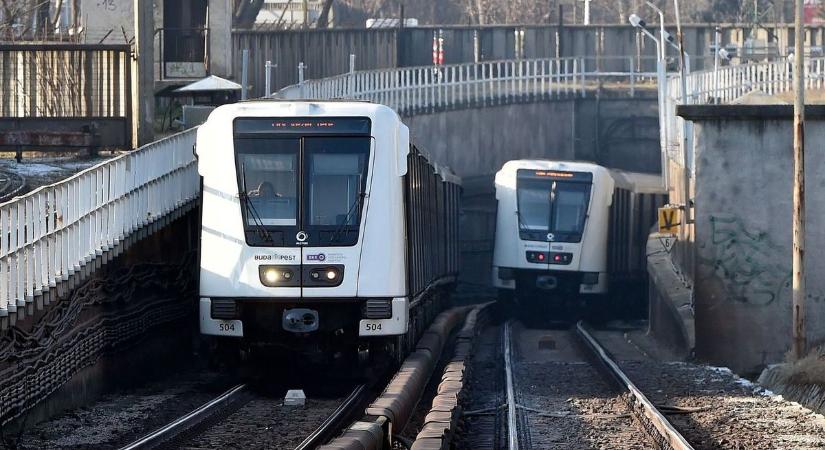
[517, 168, 593, 182]
[234, 117, 371, 135]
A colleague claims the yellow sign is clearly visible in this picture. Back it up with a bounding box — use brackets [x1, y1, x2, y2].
[658, 206, 681, 234]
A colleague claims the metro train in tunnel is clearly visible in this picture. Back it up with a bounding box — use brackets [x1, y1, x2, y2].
[491, 160, 667, 313]
[195, 100, 461, 365]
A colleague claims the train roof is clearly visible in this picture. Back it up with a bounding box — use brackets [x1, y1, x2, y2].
[496, 159, 664, 194]
[204, 100, 402, 124]
[496, 160, 612, 177]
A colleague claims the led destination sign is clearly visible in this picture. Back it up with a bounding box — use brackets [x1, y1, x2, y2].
[234, 117, 371, 136]
[518, 168, 593, 182]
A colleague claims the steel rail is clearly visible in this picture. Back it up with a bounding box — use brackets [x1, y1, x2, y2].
[504, 320, 519, 450]
[119, 383, 248, 450]
[575, 321, 694, 450]
[294, 383, 368, 450]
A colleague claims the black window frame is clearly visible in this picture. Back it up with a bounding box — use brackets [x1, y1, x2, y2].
[515, 168, 593, 243]
[232, 117, 372, 248]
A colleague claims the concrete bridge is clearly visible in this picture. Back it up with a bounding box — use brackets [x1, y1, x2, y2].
[1, 48, 823, 425]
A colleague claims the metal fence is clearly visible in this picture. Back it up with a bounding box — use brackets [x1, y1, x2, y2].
[662, 57, 825, 173]
[0, 129, 199, 323]
[277, 56, 658, 115]
[0, 44, 132, 119]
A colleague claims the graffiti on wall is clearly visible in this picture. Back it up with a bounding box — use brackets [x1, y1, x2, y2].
[698, 214, 791, 306]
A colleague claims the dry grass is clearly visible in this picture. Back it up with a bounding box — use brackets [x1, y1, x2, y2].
[777, 345, 825, 388]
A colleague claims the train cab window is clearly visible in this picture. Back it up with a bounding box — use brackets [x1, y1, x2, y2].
[516, 169, 592, 243]
[552, 183, 590, 234]
[304, 137, 370, 227]
[236, 139, 300, 235]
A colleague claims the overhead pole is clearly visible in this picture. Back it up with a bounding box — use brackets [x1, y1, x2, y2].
[792, 0, 806, 361]
[672, 0, 690, 253]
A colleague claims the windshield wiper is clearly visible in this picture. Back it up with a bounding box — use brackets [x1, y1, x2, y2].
[240, 163, 274, 244]
[328, 191, 367, 244]
[515, 209, 531, 234]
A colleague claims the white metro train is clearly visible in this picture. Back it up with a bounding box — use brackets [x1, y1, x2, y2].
[492, 160, 666, 308]
[195, 100, 460, 363]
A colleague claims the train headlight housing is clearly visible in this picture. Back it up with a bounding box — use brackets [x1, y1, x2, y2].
[259, 265, 296, 287]
[307, 265, 344, 286]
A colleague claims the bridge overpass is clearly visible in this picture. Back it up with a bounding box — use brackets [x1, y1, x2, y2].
[1, 49, 823, 425]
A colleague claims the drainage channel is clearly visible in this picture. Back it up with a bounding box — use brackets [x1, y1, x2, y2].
[498, 320, 693, 450]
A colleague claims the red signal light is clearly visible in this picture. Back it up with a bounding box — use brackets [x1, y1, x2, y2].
[538, 253, 545, 261]
[554, 255, 562, 261]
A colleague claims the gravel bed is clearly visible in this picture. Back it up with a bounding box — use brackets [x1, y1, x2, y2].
[513, 327, 649, 449]
[619, 361, 825, 450]
[456, 324, 504, 450]
[180, 396, 342, 449]
[14, 370, 232, 450]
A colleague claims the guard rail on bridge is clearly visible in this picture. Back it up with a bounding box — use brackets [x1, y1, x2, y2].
[663, 57, 825, 171]
[277, 56, 659, 115]
[0, 129, 198, 327]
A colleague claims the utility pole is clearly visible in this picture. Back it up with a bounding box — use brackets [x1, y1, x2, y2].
[673, 0, 690, 249]
[792, 0, 806, 361]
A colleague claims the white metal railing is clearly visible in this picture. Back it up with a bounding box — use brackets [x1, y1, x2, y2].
[662, 57, 825, 176]
[0, 128, 199, 319]
[276, 57, 659, 114]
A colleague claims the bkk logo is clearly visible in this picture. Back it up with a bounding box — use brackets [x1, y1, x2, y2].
[306, 253, 326, 262]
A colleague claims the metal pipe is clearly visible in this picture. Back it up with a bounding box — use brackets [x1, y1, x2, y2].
[792, 0, 806, 360]
[645, 1, 666, 60]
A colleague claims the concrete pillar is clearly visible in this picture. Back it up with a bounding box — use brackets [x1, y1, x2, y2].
[133, 0, 155, 146]
[208, 0, 233, 78]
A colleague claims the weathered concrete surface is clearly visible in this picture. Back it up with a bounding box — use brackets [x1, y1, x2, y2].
[646, 233, 694, 358]
[405, 94, 660, 284]
[679, 104, 825, 375]
[405, 95, 660, 179]
[0, 207, 200, 427]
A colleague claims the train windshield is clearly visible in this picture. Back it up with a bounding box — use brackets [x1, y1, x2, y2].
[305, 137, 369, 227]
[516, 169, 592, 243]
[234, 117, 371, 247]
[237, 140, 299, 227]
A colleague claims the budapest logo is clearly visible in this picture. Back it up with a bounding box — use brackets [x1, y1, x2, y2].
[307, 253, 326, 262]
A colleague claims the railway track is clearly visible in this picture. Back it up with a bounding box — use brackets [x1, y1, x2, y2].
[497, 320, 693, 450]
[119, 382, 371, 450]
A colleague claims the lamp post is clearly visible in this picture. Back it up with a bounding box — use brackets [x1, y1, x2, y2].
[672, 0, 691, 252]
[630, 14, 669, 189]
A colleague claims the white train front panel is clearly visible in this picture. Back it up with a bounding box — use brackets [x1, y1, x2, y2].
[196, 101, 410, 344]
[492, 160, 614, 296]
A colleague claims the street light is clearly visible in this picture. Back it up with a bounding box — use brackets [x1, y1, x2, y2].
[629, 14, 669, 189]
[645, 2, 667, 60]
[662, 30, 691, 74]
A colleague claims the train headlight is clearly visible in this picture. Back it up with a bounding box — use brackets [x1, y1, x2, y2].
[308, 266, 343, 286]
[259, 266, 295, 287]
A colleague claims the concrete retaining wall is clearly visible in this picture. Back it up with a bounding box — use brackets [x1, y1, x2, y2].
[680, 105, 825, 374]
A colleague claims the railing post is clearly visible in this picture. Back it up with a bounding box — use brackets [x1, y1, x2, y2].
[349, 54, 356, 97]
[298, 62, 306, 98]
[265, 60, 273, 98]
[241, 49, 249, 100]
